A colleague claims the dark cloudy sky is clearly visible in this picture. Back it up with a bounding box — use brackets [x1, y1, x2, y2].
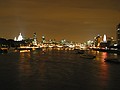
[0, 0, 120, 42]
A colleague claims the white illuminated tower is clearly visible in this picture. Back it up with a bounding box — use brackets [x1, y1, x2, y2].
[103, 34, 107, 42]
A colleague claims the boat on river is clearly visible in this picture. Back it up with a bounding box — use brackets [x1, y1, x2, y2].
[104, 57, 120, 63]
[74, 49, 85, 54]
[80, 54, 96, 59]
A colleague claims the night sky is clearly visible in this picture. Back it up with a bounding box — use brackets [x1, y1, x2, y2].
[0, 0, 120, 42]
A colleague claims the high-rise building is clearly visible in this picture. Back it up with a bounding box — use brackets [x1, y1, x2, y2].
[33, 33, 37, 45]
[42, 35, 45, 43]
[94, 34, 102, 47]
[103, 34, 107, 42]
[117, 23, 120, 45]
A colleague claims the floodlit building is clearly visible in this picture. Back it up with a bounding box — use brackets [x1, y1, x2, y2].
[100, 34, 108, 48]
[14, 33, 24, 41]
[94, 34, 102, 47]
[42, 35, 46, 43]
[117, 23, 120, 45]
[33, 33, 37, 45]
[103, 34, 107, 42]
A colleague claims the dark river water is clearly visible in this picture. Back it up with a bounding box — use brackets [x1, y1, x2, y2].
[0, 48, 120, 90]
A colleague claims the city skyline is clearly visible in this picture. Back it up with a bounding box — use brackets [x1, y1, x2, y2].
[0, 0, 120, 42]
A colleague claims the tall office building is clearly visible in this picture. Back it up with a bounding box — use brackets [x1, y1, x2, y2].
[117, 24, 120, 45]
[103, 34, 107, 42]
[42, 35, 45, 43]
[33, 33, 37, 45]
[94, 34, 102, 47]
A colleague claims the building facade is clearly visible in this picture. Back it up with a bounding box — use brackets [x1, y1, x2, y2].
[117, 24, 120, 45]
[33, 33, 37, 45]
[14, 33, 24, 41]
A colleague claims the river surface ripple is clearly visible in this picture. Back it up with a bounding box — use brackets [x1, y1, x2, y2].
[0, 49, 120, 90]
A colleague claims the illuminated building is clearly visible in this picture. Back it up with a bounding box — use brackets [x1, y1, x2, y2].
[60, 39, 66, 44]
[87, 40, 94, 47]
[14, 33, 23, 41]
[117, 23, 120, 45]
[107, 37, 115, 46]
[42, 35, 45, 43]
[18, 33, 23, 41]
[14, 37, 17, 41]
[103, 34, 107, 42]
[94, 34, 102, 47]
[33, 33, 37, 45]
[100, 34, 108, 48]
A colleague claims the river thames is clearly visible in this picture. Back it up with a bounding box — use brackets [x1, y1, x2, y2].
[0, 48, 120, 90]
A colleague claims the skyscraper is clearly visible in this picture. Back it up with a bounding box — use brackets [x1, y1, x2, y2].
[117, 24, 120, 45]
[42, 35, 45, 43]
[94, 34, 102, 47]
[33, 33, 37, 45]
[103, 34, 107, 42]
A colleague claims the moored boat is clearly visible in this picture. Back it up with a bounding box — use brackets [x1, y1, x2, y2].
[80, 54, 96, 59]
[104, 57, 120, 63]
[74, 49, 85, 54]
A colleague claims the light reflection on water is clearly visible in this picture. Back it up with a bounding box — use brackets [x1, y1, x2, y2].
[1, 49, 120, 90]
[19, 52, 32, 77]
[99, 57, 109, 88]
[18, 51, 47, 77]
